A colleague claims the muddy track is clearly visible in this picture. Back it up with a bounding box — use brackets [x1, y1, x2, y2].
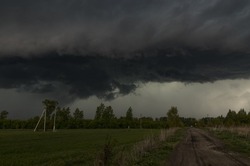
[169, 128, 250, 166]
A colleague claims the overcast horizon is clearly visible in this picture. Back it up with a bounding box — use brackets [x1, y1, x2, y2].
[1, 0, 250, 119]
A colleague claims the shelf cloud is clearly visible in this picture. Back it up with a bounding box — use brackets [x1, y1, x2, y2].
[1, 49, 250, 100]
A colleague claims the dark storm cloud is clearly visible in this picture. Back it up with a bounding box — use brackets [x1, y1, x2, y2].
[1, 0, 250, 100]
[1, 49, 250, 100]
[0, 54, 137, 100]
[1, 0, 250, 55]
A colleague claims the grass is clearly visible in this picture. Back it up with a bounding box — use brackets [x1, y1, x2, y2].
[132, 128, 186, 166]
[210, 127, 250, 156]
[102, 128, 186, 166]
[0, 129, 161, 166]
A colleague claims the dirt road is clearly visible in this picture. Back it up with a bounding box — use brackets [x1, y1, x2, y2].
[169, 128, 250, 166]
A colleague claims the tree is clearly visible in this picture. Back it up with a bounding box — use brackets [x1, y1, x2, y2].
[237, 109, 248, 125]
[166, 107, 183, 127]
[73, 108, 84, 120]
[0, 110, 8, 119]
[0, 110, 9, 129]
[102, 106, 115, 128]
[42, 99, 58, 118]
[224, 109, 237, 126]
[102, 106, 115, 121]
[95, 103, 105, 120]
[125, 107, 134, 128]
[126, 107, 133, 121]
[93, 104, 116, 128]
[248, 112, 250, 125]
[180, 117, 197, 127]
[72, 108, 84, 128]
[56, 107, 72, 128]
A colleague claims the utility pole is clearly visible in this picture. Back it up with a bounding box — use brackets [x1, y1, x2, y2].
[34, 109, 45, 132]
[53, 109, 56, 132]
[44, 109, 46, 132]
[34, 99, 58, 132]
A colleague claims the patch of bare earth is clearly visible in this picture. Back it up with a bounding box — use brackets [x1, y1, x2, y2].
[169, 128, 250, 166]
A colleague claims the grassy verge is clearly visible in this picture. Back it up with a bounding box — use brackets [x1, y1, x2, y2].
[105, 128, 186, 166]
[209, 127, 250, 156]
[133, 128, 186, 166]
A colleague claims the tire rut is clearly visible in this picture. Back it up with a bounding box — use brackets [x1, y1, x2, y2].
[190, 130, 206, 166]
[169, 128, 250, 166]
[198, 130, 248, 166]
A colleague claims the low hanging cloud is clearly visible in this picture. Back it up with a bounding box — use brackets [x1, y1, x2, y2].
[1, 0, 250, 100]
[1, 49, 250, 100]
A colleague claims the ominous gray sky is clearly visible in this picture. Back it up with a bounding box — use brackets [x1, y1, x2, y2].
[1, 0, 250, 119]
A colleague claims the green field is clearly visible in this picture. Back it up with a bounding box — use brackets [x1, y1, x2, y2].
[0, 129, 163, 166]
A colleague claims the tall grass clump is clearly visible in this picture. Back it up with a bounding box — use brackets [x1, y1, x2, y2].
[94, 135, 117, 166]
[212, 127, 250, 139]
[112, 128, 178, 166]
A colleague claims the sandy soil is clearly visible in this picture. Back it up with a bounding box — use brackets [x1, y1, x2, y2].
[169, 128, 250, 166]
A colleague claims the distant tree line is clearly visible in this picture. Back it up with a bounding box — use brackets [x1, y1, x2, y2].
[1, 100, 250, 129]
[198, 109, 250, 127]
